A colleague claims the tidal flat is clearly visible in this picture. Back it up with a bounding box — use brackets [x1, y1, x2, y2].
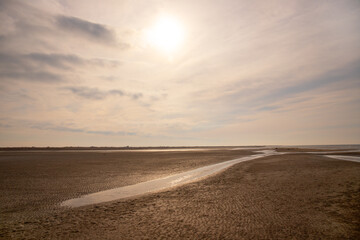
[0, 147, 359, 239]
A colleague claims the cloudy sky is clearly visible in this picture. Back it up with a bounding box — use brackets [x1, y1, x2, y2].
[0, 0, 359, 146]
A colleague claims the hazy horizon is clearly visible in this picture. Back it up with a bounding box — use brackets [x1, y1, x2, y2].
[1, 0, 360, 146]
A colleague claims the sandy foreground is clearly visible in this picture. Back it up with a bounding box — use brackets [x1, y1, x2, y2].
[0, 148, 359, 239]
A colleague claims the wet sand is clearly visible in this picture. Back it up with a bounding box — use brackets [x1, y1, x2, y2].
[0, 149, 255, 222]
[61, 150, 278, 207]
[1, 149, 359, 239]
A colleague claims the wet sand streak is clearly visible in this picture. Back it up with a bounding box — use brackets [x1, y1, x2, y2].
[61, 150, 279, 207]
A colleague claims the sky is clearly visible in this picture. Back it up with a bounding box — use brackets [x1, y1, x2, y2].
[0, 0, 360, 147]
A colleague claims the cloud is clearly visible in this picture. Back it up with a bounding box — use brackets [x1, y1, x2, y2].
[0, 53, 82, 71]
[56, 15, 116, 44]
[0, 1, 130, 52]
[130, 93, 143, 100]
[0, 117, 137, 136]
[0, 52, 121, 71]
[0, 123, 11, 128]
[0, 71, 62, 82]
[26, 53, 84, 69]
[87, 130, 136, 136]
[256, 59, 360, 106]
[0, 52, 123, 84]
[64, 87, 116, 100]
[27, 120, 136, 136]
[209, 58, 360, 112]
[257, 106, 280, 112]
[183, 57, 360, 131]
[0, 53, 66, 83]
[63, 86, 143, 100]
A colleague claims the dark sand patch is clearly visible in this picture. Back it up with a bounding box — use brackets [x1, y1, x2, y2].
[1, 153, 359, 239]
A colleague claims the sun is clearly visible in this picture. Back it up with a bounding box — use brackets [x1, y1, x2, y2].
[145, 15, 184, 55]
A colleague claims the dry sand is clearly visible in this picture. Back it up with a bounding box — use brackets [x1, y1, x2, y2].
[1, 149, 359, 239]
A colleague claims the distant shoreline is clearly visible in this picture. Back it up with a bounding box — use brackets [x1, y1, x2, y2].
[1, 144, 359, 151]
[0, 146, 265, 151]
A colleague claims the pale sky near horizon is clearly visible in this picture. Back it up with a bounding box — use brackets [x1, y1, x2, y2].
[0, 0, 359, 146]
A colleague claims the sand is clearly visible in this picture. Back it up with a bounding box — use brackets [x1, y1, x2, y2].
[0, 149, 255, 222]
[1, 149, 359, 239]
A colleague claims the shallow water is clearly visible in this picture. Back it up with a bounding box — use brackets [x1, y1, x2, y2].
[61, 150, 280, 207]
[306, 150, 360, 154]
[324, 155, 360, 163]
[278, 144, 360, 150]
[61, 149, 360, 208]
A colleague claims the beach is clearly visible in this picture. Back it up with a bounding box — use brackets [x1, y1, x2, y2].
[1, 148, 359, 239]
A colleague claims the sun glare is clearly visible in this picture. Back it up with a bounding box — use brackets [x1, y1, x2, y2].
[146, 15, 184, 55]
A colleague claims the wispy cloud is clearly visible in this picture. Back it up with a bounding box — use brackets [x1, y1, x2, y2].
[26, 53, 84, 69]
[30, 121, 137, 136]
[0, 71, 62, 83]
[55, 15, 129, 48]
[0, 118, 136, 136]
[254, 59, 360, 107]
[0, 52, 123, 84]
[257, 106, 280, 112]
[63, 87, 143, 101]
[0, 53, 121, 70]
